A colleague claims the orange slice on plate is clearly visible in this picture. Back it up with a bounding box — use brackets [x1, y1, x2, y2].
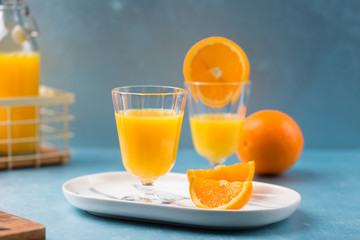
[189, 177, 253, 209]
[183, 37, 250, 107]
[187, 161, 255, 182]
[187, 162, 255, 210]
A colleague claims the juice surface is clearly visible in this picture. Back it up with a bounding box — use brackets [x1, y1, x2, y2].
[190, 114, 242, 164]
[115, 109, 183, 181]
[0, 52, 40, 155]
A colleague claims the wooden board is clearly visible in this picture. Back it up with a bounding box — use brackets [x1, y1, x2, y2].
[0, 146, 70, 170]
[0, 211, 45, 240]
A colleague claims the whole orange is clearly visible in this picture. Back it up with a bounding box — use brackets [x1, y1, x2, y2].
[236, 110, 304, 175]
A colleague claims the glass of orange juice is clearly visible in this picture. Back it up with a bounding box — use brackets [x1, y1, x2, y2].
[112, 85, 187, 203]
[185, 81, 250, 168]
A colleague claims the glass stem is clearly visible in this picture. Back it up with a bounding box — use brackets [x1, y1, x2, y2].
[210, 158, 226, 169]
[211, 162, 220, 169]
[141, 180, 156, 202]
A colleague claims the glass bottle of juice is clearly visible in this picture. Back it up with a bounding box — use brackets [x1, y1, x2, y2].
[0, 0, 40, 155]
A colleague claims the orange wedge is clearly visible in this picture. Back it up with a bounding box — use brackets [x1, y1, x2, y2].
[189, 177, 253, 209]
[187, 161, 255, 182]
[183, 37, 250, 107]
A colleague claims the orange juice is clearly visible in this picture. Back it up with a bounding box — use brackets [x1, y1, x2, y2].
[190, 114, 242, 164]
[115, 109, 183, 181]
[0, 52, 40, 155]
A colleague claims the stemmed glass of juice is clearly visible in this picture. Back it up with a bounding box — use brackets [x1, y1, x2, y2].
[112, 85, 187, 203]
[185, 81, 250, 168]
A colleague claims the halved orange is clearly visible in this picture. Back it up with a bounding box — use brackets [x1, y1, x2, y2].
[189, 177, 253, 209]
[183, 37, 250, 83]
[183, 37, 250, 107]
[187, 161, 255, 182]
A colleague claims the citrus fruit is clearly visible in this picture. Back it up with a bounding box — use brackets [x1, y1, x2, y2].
[187, 162, 254, 210]
[183, 37, 250, 107]
[189, 177, 252, 209]
[236, 110, 304, 175]
[183, 36, 250, 83]
[187, 161, 255, 182]
[215, 161, 255, 182]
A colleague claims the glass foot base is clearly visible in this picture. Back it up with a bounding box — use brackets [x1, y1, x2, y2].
[121, 194, 176, 204]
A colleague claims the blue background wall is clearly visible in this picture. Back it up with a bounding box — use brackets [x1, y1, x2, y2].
[28, 0, 360, 149]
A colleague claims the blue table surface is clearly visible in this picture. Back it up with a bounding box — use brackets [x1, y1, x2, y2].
[0, 148, 359, 239]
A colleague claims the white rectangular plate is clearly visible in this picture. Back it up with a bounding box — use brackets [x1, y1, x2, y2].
[62, 172, 300, 229]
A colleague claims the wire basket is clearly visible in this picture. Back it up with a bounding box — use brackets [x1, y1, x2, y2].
[0, 86, 74, 170]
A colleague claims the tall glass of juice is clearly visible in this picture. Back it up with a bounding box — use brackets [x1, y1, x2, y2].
[185, 81, 250, 168]
[112, 85, 187, 203]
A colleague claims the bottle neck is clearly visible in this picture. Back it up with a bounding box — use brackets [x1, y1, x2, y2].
[0, 0, 23, 8]
[0, 0, 38, 52]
